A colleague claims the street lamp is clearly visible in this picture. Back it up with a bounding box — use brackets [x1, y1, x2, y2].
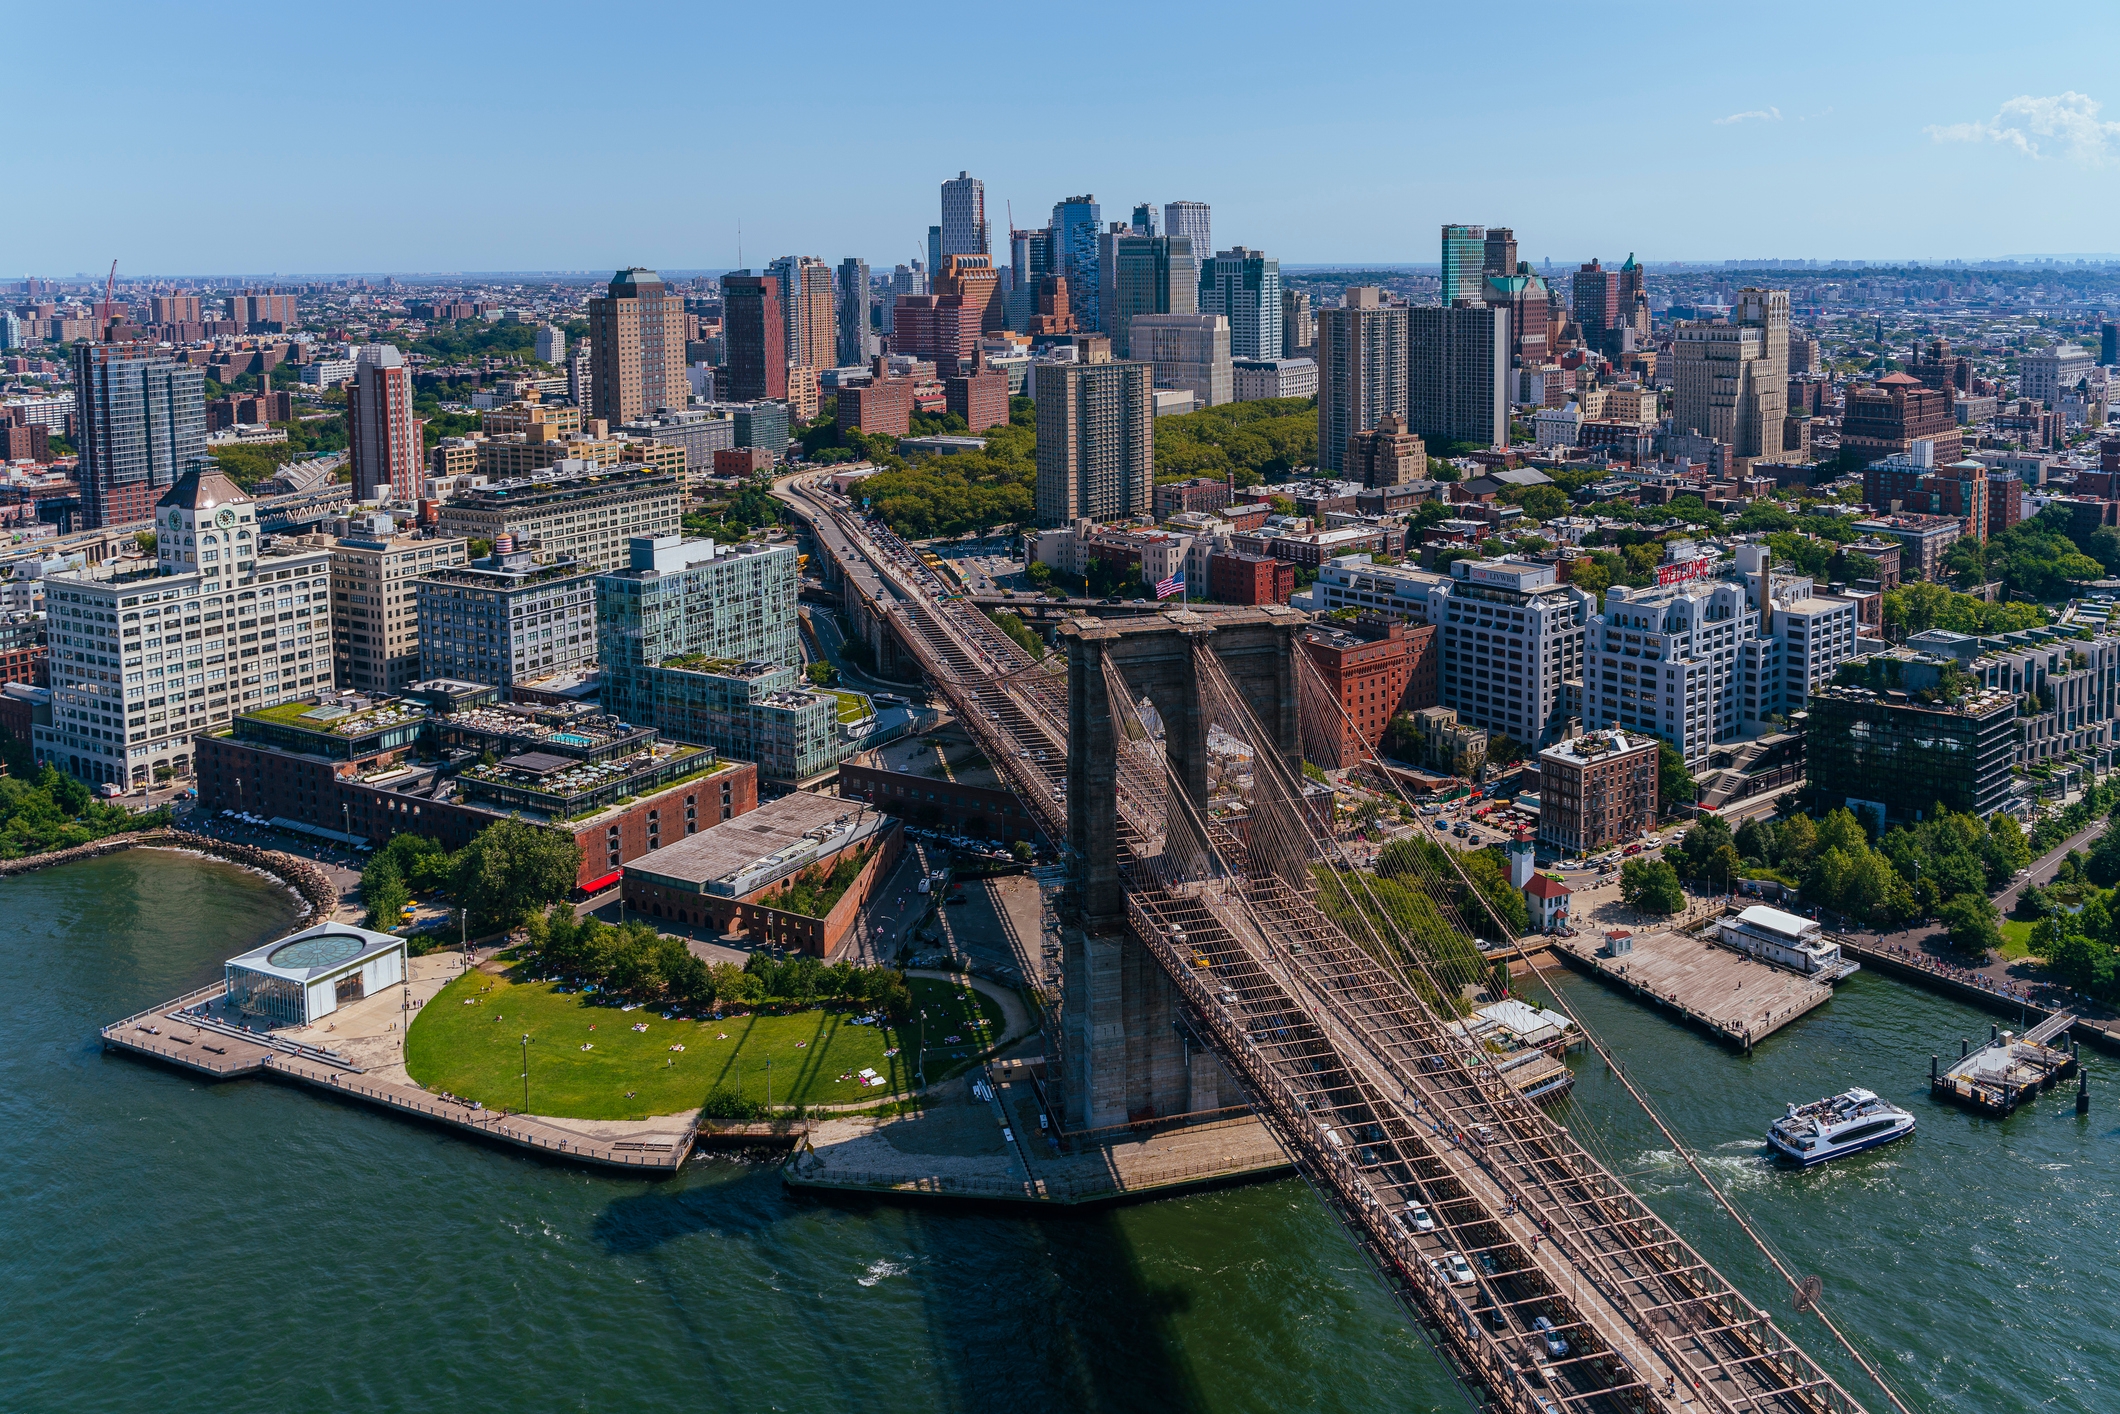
[521, 1033, 532, 1113]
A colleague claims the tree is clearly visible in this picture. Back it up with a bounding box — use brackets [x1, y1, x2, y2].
[1569, 558, 1612, 600]
[2036, 914, 2116, 995]
[453, 820, 583, 928]
[1619, 858, 1685, 914]
[1024, 559, 1054, 586]
[1514, 485, 1570, 522]
[1938, 893, 2002, 958]
[1678, 815, 1734, 878]
[1657, 743, 1695, 812]
[361, 857, 410, 931]
[2084, 825, 2120, 888]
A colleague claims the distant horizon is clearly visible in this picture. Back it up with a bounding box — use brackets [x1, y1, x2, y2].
[19, 255, 2120, 287]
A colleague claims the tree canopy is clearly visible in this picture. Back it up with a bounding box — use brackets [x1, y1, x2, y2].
[1151, 397, 1317, 487]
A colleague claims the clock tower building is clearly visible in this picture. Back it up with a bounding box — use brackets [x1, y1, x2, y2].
[29, 462, 336, 790]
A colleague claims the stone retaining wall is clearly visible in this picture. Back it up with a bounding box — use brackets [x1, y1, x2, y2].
[0, 828, 342, 921]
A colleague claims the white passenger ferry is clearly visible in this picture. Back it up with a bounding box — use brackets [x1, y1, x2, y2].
[1767, 1088, 1915, 1166]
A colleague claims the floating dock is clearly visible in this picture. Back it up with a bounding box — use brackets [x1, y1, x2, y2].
[1551, 927, 1839, 1050]
[1931, 1014, 2080, 1116]
[101, 983, 694, 1174]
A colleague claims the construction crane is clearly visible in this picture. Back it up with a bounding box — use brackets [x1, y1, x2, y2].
[101, 259, 117, 339]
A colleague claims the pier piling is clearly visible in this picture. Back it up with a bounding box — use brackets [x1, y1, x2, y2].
[2080, 1070, 2091, 1117]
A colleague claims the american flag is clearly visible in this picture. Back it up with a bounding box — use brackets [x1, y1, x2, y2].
[1154, 567, 1185, 599]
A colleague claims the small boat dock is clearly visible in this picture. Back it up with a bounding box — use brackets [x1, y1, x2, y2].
[1552, 926, 1837, 1051]
[1931, 1014, 2081, 1116]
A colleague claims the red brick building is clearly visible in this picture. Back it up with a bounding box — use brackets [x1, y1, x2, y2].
[714, 446, 776, 477]
[1209, 552, 1296, 605]
[193, 695, 759, 894]
[1842, 373, 1962, 465]
[1986, 470, 2025, 535]
[1299, 615, 1438, 767]
[944, 353, 1010, 433]
[838, 360, 915, 438]
[889, 295, 980, 373]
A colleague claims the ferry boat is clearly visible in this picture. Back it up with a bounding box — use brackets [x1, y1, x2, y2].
[1767, 1088, 1915, 1166]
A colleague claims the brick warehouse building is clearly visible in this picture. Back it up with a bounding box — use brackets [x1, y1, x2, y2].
[622, 794, 903, 957]
[1298, 613, 1438, 768]
[1535, 728, 1658, 857]
[194, 685, 757, 893]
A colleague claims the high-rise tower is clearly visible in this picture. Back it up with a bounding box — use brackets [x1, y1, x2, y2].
[346, 344, 422, 502]
[940, 172, 989, 258]
[73, 342, 206, 529]
[589, 268, 686, 424]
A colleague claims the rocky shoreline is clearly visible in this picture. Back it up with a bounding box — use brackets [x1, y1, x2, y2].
[0, 828, 342, 921]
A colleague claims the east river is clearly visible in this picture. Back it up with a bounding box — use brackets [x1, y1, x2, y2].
[5, 849, 2114, 1411]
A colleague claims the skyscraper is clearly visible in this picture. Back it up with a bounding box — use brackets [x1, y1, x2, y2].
[534, 324, 566, 364]
[1482, 268, 1552, 367]
[73, 342, 206, 529]
[836, 258, 873, 367]
[1049, 196, 1102, 334]
[881, 263, 928, 336]
[1008, 227, 1052, 331]
[940, 171, 989, 258]
[1164, 201, 1211, 263]
[1440, 225, 1488, 305]
[1407, 305, 1510, 449]
[1034, 360, 1154, 526]
[1132, 314, 1232, 409]
[1098, 232, 1197, 358]
[934, 253, 1004, 346]
[1482, 228, 1518, 281]
[1130, 202, 1156, 235]
[1615, 255, 1649, 341]
[589, 268, 686, 425]
[927, 226, 943, 279]
[346, 344, 422, 502]
[721, 273, 787, 402]
[1315, 288, 1409, 476]
[767, 256, 836, 379]
[1200, 247, 1283, 360]
[1571, 260, 1619, 355]
[1282, 287, 1313, 356]
[1669, 288, 1790, 471]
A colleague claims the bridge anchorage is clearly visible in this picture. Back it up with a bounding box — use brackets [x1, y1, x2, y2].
[1053, 608, 1893, 1414]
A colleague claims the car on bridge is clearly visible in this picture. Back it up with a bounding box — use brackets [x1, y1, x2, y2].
[1429, 1250, 1475, 1286]
[1532, 1316, 1569, 1359]
[1392, 1204, 1435, 1236]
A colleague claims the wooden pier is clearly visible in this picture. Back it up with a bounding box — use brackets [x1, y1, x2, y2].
[1930, 1014, 2081, 1116]
[1551, 927, 1839, 1050]
[100, 985, 694, 1175]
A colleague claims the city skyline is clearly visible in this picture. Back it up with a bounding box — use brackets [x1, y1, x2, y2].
[15, 3, 2120, 274]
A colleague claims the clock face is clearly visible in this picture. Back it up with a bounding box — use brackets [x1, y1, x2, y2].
[215, 508, 236, 528]
[167, 511, 182, 529]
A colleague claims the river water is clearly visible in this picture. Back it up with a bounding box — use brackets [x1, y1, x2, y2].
[3, 850, 2113, 1412]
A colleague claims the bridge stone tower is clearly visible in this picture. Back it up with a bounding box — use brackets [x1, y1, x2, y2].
[1053, 606, 1305, 1130]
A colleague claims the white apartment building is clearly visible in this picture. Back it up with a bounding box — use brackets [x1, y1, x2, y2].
[1430, 559, 1590, 748]
[299, 358, 359, 389]
[1734, 544, 1862, 726]
[1300, 554, 1446, 620]
[2021, 344, 2095, 407]
[37, 465, 333, 787]
[1583, 579, 1758, 764]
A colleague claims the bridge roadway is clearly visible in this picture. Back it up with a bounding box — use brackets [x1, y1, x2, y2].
[775, 474, 1872, 1414]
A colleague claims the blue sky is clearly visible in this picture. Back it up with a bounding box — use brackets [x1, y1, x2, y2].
[15, 1, 2120, 276]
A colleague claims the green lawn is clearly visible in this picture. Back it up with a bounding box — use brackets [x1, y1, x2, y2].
[1998, 918, 2035, 960]
[404, 970, 1004, 1120]
[831, 689, 873, 723]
